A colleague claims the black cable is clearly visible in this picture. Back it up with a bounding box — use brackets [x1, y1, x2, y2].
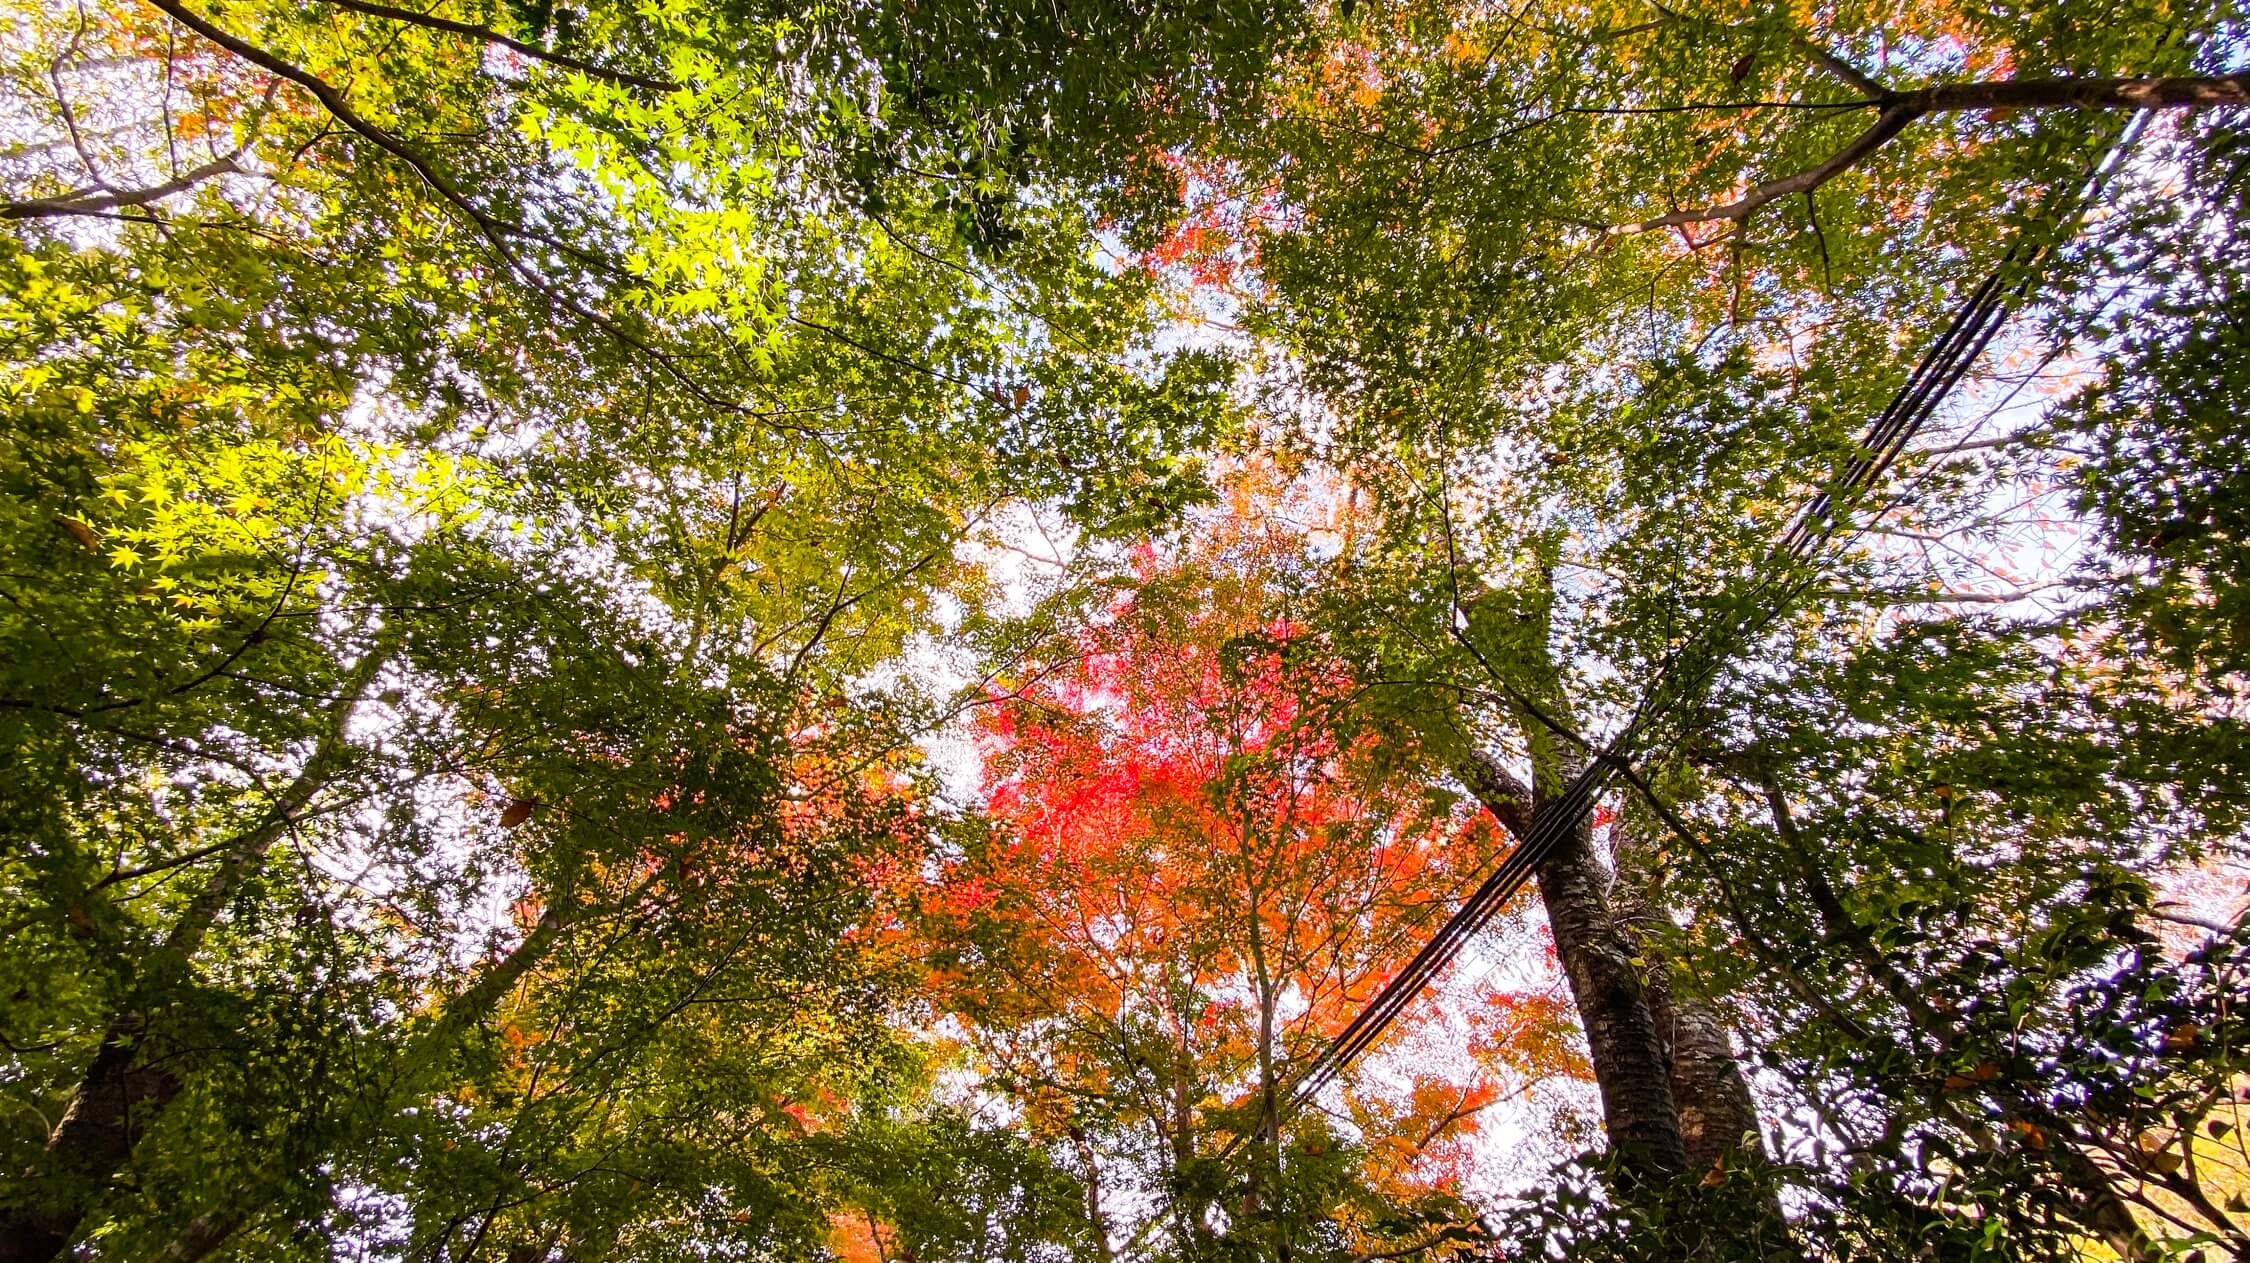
[1253, 116, 2145, 1141]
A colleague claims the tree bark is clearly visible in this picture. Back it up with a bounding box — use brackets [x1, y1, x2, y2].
[1906, 70, 2250, 113]
[0, 644, 388, 1263]
[151, 1206, 248, 1263]
[1068, 1125, 1117, 1263]
[1608, 822, 1765, 1176]
[1454, 748, 1688, 1179]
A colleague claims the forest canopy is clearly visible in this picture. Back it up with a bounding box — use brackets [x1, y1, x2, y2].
[0, 0, 2245, 1260]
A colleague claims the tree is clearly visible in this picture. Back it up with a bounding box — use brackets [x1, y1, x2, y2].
[0, 0, 1247, 1256]
[916, 511, 1580, 1263]
[1129, 0, 2250, 1252]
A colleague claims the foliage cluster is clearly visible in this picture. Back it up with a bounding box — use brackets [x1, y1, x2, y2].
[2, 0, 2247, 1260]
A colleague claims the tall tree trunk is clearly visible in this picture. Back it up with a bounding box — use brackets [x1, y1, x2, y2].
[1242, 905, 1284, 1201]
[1609, 814, 1807, 1260]
[1455, 747, 1688, 1179]
[1529, 768, 1691, 1181]
[1608, 820, 1766, 1176]
[1447, 574, 1688, 1179]
[0, 644, 389, 1263]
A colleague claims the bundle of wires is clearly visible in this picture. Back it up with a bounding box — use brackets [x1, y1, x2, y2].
[1265, 114, 2149, 1131]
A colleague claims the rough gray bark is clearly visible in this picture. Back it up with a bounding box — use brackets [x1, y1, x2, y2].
[1608, 821, 1766, 1176]
[1651, 972, 1762, 1172]
[1455, 748, 1688, 1179]
[1609, 814, 1810, 1261]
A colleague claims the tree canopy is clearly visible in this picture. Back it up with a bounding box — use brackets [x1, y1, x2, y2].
[1, 0, 2246, 1260]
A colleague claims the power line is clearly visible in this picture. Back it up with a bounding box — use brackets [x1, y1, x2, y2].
[1259, 116, 2147, 1136]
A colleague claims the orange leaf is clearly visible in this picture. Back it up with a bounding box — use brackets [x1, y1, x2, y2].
[500, 798, 537, 828]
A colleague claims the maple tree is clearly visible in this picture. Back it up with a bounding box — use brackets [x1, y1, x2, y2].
[916, 512, 1583, 1261]
[1, 0, 2247, 1258]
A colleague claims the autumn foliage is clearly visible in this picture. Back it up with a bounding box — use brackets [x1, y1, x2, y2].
[916, 523, 1580, 1211]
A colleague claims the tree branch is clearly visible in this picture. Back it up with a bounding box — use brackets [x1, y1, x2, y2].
[319, 0, 676, 93]
[1611, 69, 2250, 234]
[1347, 1233, 1460, 1263]
[140, 0, 789, 425]
[1912, 70, 2250, 112]
[1452, 748, 1534, 839]
[1788, 31, 1887, 99]
[1752, 774, 1953, 1044]
[1612, 101, 1918, 233]
[2, 151, 240, 220]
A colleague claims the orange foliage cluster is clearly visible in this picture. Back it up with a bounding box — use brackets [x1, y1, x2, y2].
[1139, 151, 1289, 292]
[914, 525, 1574, 1190]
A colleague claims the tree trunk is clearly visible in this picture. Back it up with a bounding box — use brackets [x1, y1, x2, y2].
[1242, 905, 1284, 1203]
[0, 1018, 180, 1263]
[1531, 775, 1691, 1179]
[1608, 814, 1809, 1260]
[1455, 748, 1688, 1179]
[1068, 1125, 1117, 1263]
[0, 644, 388, 1263]
[151, 1207, 248, 1263]
[1608, 821, 1765, 1176]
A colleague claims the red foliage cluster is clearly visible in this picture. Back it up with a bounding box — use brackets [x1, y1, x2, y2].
[1138, 151, 1290, 292]
[914, 532, 1574, 1190]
